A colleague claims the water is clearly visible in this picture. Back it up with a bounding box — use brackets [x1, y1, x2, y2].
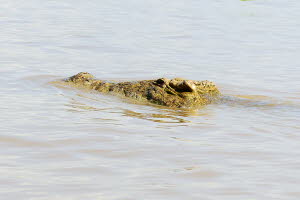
[1, 0, 300, 199]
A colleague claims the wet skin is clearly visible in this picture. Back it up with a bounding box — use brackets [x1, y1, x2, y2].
[65, 72, 221, 108]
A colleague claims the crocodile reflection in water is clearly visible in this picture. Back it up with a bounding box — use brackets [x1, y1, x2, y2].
[64, 72, 221, 108]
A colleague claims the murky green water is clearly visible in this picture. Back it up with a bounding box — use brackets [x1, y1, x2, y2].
[1, 0, 300, 199]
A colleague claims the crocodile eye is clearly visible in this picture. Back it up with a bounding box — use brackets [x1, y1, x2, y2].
[156, 78, 165, 84]
[156, 78, 171, 86]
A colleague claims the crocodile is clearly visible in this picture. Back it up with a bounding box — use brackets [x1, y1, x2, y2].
[63, 72, 221, 108]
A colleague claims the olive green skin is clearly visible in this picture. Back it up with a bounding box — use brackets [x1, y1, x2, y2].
[65, 72, 221, 108]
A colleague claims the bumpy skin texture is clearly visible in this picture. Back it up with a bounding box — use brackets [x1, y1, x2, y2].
[65, 72, 221, 108]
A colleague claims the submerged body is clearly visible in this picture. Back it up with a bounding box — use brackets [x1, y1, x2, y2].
[65, 72, 221, 108]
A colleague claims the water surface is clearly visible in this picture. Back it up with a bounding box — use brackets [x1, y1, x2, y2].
[1, 0, 300, 199]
